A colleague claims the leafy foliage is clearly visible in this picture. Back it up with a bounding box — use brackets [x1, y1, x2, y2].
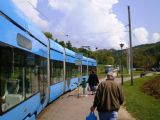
[43, 32, 160, 69]
[66, 41, 72, 50]
[44, 32, 53, 39]
[59, 41, 66, 47]
[132, 42, 160, 69]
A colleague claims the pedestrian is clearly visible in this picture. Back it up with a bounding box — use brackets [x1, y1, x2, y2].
[90, 72, 124, 120]
[88, 69, 99, 95]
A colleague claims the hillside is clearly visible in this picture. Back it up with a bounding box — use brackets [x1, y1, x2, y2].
[45, 30, 160, 68]
[97, 42, 160, 69]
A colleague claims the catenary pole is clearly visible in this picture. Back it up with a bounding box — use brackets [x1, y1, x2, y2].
[82, 46, 90, 76]
[128, 5, 133, 86]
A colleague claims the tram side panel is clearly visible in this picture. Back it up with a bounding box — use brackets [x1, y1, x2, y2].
[65, 54, 79, 91]
[0, 14, 48, 120]
[49, 44, 64, 103]
[49, 54, 64, 102]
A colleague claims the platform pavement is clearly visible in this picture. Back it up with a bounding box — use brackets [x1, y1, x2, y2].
[37, 77, 136, 120]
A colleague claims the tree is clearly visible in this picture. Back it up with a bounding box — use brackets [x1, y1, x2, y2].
[72, 47, 78, 52]
[107, 56, 115, 65]
[59, 41, 66, 47]
[44, 32, 59, 43]
[66, 41, 72, 50]
[78, 47, 88, 56]
[44, 32, 53, 39]
[55, 38, 59, 43]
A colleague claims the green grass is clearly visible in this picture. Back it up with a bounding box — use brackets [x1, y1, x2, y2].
[117, 69, 142, 78]
[123, 76, 160, 120]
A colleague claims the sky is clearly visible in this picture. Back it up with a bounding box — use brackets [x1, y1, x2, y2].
[12, 0, 160, 50]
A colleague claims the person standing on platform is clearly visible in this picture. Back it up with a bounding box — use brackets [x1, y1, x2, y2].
[90, 72, 124, 120]
[88, 69, 99, 95]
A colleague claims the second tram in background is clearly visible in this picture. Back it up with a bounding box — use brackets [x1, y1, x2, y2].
[104, 65, 118, 77]
[104, 65, 113, 74]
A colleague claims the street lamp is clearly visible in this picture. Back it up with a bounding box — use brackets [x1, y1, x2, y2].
[120, 43, 124, 85]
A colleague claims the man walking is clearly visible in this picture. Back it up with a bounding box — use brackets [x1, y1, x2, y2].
[90, 72, 124, 120]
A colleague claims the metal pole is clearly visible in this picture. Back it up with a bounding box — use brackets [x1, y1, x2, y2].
[63, 48, 66, 93]
[47, 39, 51, 101]
[121, 47, 124, 85]
[87, 52, 89, 76]
[126, 48, 129, 73]
[128, 46, 131, 75]
[128, 5, 133, 86]
[77, 66, 80, 98]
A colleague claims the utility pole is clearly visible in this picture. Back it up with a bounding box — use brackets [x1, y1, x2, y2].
[63, 48, 66, 93]
[63, 34, 69, 92]
[128, 44, 131, 75]
[82, 46, 90, 77]
[126, 47, 129, 74]
[128, 5, 133, 85]
[47, 38, 51, 101]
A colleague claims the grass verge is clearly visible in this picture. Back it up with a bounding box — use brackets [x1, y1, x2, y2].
[117, 70, 142, 78]
[123, 76, 160, 120]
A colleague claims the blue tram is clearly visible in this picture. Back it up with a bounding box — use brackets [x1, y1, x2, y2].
[0, 1, 96, 120]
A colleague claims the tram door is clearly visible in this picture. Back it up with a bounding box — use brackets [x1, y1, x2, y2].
[37, 58, 47, 103]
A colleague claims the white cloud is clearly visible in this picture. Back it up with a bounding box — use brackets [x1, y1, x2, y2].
[133, 27, 149, 46]
[12, 0, 49, 30]
[49, 0, 74, 12]
[12, 0, 128, 49]
[29, 0, 38, 7]
[48, 0, 127, 49]
[152, 32, 160, 43]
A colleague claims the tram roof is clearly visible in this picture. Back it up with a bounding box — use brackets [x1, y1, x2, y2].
[82, 56, 96, 62]
[82, 56, 87, 61]
[65, 48, 76, 57]
[0, 0, 48, 46]
[50, 40, 64, 53]
[88, 58, 96, 62]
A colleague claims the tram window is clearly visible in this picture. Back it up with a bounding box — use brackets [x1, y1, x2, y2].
[82, 65, 87, 76]
[66, 63, 78, 79]
[88, 66, 96, 74]
[89, 66, 93, 72]
[73, 64, 78, 78]
[72, 65, 78, 78]
[37, 57, 47, 101]
[0, 42, 41, 113]
[66, 63, 72, 80]
[50, 60, 63, 84]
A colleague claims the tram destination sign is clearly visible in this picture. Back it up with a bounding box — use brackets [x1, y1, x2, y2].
[75, 53, 83, 60]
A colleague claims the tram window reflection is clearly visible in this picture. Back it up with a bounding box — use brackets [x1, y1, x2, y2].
[50, 60, 63, 85]
[0, 42, 41, 113]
